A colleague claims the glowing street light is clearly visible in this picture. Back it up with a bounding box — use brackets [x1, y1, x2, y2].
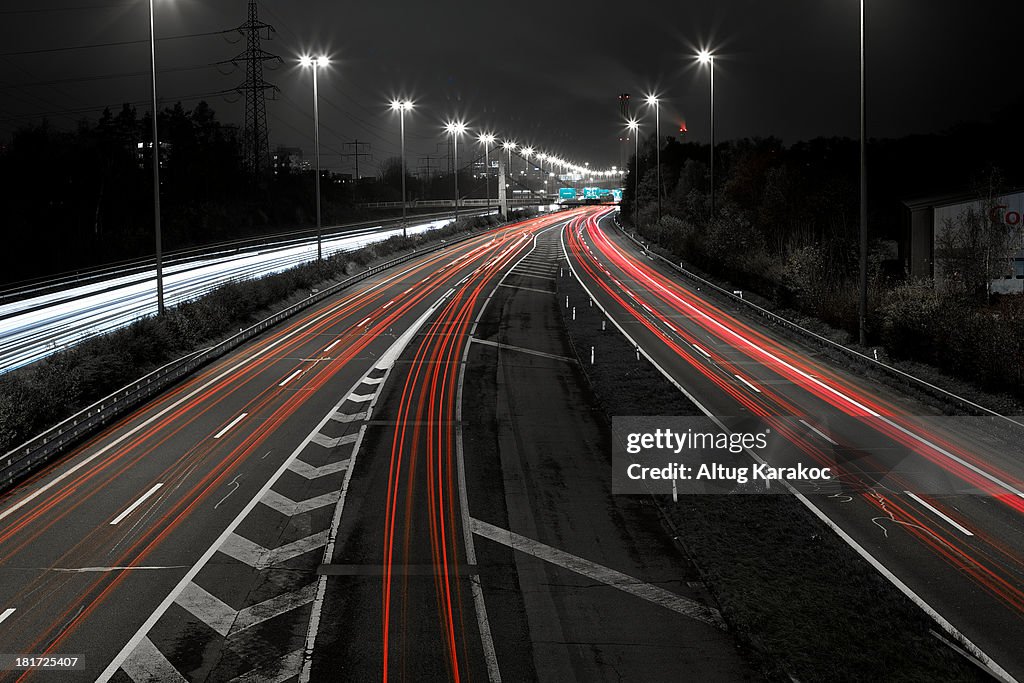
[300, 54, 330, 260]
[389, 99, 414, 237]
[477, 132, 496, 212]
[445, 120, 468, 218]
[645, 94, 661, 221]
[522, 146, 534, 178]
[696, 49, 716, 217]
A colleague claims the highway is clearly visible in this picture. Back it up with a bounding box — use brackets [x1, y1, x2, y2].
[0, 214, 468, 373]
[1, 205, 1021, 681]
[564, 207, 1024, 681]
[0, 208, 749, 682]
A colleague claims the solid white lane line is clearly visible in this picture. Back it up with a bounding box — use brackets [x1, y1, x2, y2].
[691, 343, 711, 358]
[323, 339, 341, 353]
[799, 419, 838, 446]
[213, 413, 248, 439]
[278, 369, 303, 387]
[472, 518, 723, 628]
[357, 317, 371, 327]
[110, 483, 164, 525]
[0, 608, 15, 625]
[904, 491, 974, 536]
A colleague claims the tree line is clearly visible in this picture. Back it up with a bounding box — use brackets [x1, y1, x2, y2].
[0, 101, 479, 285]
[620, 107, 1024, 401]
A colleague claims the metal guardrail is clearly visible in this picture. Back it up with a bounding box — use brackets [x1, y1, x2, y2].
[609, 213, 1021, 426]
[0, 231, 481, 492]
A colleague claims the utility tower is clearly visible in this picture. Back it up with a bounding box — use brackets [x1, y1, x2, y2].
[232, 0, 281, 177]
[341, 140, 371, 201]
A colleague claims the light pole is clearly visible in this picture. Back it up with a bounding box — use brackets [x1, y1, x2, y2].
[645, 95, 661, 222]
[300, 55, 329, 260]
[445, 120, 468, 219]
[858, 0, 868, 346]
[697, 49, 715, 217]
[627, 118, 640, 227]
[147, 0, 164, 315]
[503, 140, 517, 205]
[477, 132, 495, 212]
[390, 99, 413, 237]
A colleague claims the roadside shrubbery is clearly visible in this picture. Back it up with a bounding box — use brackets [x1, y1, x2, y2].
[0, 212, 510, 455]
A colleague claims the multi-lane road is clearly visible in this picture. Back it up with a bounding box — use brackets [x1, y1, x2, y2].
[0, 206, 1021, 681]
[564, 208, 1024, 681]
[0, 214, 465, 373]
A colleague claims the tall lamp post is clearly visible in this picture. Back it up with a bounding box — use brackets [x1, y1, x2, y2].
[477, 132, 495, 212]
[627, 118, 640, 227]
[300, 55, 329, 260]
[645, 95, 661, 221]
[147, 0, 164, 315]
[858, 0, 868, 346]
[697, 49, 715, 217]
[390, 99, 413, 237]
[445, 120, 468, 219]
[503, 140, 517, 205]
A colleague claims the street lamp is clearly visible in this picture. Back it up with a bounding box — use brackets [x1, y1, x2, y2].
[645, 94, 661, 221]
[697, 49, 715, 217]
[147, 0, 164, 315]
[390, 99, 413, 237]
[477, 132, 495, 212]
[858, 0, 868, 346]
[300, 55, 329, 260]
[522, 146, 534, 179]
[445, 120, 468, 219]
[503, 140, 517, 203]
[627, 118, 640, 227]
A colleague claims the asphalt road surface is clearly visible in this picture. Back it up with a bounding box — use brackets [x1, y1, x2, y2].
[2, 205, 1022, 681]
[563, 207, 1024, 682]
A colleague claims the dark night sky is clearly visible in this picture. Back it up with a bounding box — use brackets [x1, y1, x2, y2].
[0, 1, 1018, 173]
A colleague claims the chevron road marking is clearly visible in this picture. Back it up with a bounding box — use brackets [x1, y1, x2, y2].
[287, 457, 350, 480]
[330, 411, 367, 423]
[310, 432, 358, 449]
[219, 531, 328, 570]
[261, 490, 340, 516]
[120, 636, 187, 683]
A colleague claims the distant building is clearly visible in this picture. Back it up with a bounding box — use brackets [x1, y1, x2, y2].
[903, 189, 1024, 293]
[135, 140, 170, 169]
[272, 146, 308, 174]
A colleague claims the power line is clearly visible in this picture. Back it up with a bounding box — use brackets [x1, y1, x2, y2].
[0, 3, 133, 14]
[0, 30, 236, 58]
[0, 63, 220, 91]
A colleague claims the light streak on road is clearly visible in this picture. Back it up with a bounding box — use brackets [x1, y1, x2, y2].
[0, 218, 457, 373]
[564, 207, 1024, 629]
